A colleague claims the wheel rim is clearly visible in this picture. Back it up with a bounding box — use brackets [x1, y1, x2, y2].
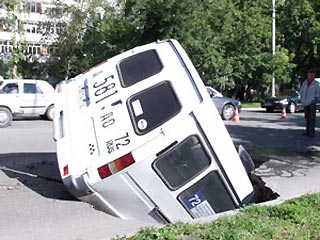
[289, 104, 295, 113]
[223, 105, 235, 120]
[0, 111, 9, 123]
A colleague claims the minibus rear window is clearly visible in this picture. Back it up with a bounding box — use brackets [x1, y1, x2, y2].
[178, 171, 236, 218]
[118, 50, 163, 87]
[128, 81, 181, 135]
[153, 135, 210, 190]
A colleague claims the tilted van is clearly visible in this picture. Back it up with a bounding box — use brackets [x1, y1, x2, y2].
[53, 39, 255, 223]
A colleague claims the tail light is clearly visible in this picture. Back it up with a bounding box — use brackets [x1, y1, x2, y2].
[63, 165, 69, 176]
[98, 153, 135, 179]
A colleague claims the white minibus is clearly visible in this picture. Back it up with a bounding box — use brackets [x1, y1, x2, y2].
[53, 39, 255, 224]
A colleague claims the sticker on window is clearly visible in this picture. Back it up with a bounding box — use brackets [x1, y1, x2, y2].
[132, 99, 144, 117]
[182, 190, 215, 218]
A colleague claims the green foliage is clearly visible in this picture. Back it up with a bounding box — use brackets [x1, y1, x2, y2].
[0, 0, 27, 78]
[33, 0, 320, 92]
[115, 193, 320, 240]
[277, 0, 320, 85]
[120, 0, 276, 94]
[41, 0, 113, 80]
[81, 4, 139, 68]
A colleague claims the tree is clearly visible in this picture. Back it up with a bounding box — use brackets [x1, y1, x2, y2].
[48, 0, 318, 97]
[43, 0, 116, 80]
[121, 0, 280, 96]
[80, 1, 137, 68]
[0, 0, 26, 78]
[278, 0, 320, 87]
[122, 0, 231, 89]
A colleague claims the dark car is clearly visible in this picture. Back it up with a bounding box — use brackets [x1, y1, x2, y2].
[261, 91, 320, 113]
[206, 86, 241, 120]
[287, 91, 320, 113]
[261, 96, 289, 113]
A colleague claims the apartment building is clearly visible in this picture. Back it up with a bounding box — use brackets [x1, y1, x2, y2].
[0, 0, 122, 64]
[0, 0, 76, 63]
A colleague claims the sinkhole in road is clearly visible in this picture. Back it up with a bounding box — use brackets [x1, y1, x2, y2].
[249, 173, 280, 203]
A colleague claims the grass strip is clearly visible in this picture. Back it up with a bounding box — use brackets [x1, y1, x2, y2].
[115, 193, 320, 240]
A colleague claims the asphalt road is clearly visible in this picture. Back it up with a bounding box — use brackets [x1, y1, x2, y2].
[0, 119, 158, 240]
[1, 110, 320, 240]
[225, 108, 320, 200]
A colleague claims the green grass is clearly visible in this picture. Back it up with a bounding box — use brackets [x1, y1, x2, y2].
[241, 101, 261, 108]
[115, 193, 320, 240]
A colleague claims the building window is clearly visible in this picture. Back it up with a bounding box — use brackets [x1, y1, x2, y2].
[27, 43, 41, 55]
[24, 22, 40, 34]
[22, 1, 42, 13]
[0, 41, 13, 54]
[47, 45, 57, 55]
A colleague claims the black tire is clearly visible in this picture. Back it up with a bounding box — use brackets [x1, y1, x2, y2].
[222, 104, 235, 120]
[0, 107, 13, 128]
[45, 105, 54, 121]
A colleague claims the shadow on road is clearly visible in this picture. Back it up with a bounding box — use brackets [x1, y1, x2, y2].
[0, 152, 76, 201]
[238, 110, 306, 126]
[227, 124, 320, 155]
[225, 113, 320, 176]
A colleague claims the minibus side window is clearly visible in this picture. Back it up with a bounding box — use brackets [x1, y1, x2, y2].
[118, 50, 163, 87]
[127, 81, 181, 135]
[153, 135, 210, 190]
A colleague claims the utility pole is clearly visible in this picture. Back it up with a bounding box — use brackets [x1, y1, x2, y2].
[271, 0, 276, 97]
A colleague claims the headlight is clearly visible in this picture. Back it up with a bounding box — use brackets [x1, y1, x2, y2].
[280, 99, 288, 104]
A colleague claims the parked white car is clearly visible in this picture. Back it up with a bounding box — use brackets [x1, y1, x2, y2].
[0, 79, 55, 128]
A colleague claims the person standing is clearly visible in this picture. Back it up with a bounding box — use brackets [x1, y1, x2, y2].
[299, 69, 320, 137]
